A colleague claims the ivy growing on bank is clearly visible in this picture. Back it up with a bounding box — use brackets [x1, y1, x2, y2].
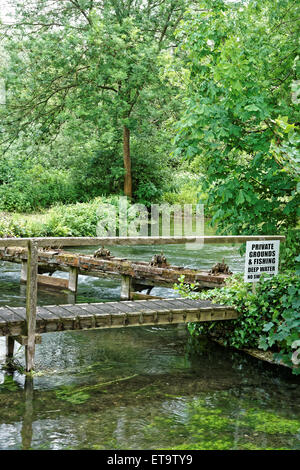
[175, 273, 300, 374]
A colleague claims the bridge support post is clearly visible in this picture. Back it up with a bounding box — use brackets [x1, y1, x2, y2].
[21, 261, 27, 283]
[25, 240, 38, 372]
[5, 336, 15, 366]
[68, 267, 78, 293]
[121, 275, 132, 300]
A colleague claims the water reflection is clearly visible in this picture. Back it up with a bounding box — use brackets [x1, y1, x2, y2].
[0, 327, 299, 450]
[21, 376, 33, 450]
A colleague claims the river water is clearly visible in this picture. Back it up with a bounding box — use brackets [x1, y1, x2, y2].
[0, 242, 299, 450]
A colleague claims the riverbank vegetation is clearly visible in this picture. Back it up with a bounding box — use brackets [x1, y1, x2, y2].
[170, 0, 299, 374]
[0, 197, 121, 237]
[175, 273, 300, 374]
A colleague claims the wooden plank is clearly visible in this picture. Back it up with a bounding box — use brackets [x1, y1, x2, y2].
[42, 304, 74, 317]
[37, 306, 58, 320]
[35, 306, 59, 333]
[21, 261, 27, 282]
[0, 299, 237, 320]
[56, 305, 104, 330]
[157, 299, 197, 310]
[40, 305, 76, 331]
[68, 267, 78, 293]
[0, 314, 8, 326]
[120, 274, 132, 300]
[56, 304, 87, 316]
[0, 239, 29, 247]
[134, 300, 172, 318]
[138, 299, 188, 312]
[160, 303, 200, 317]
[0, 308, 24, 336]
[14, 334, 42, 346]
[88, 301, 123, 313]
[111, 302, 145, 313]
[169, 298, 236, 313]
[2, 306, 27, 321]
[112, 302, 159, 325]
[6, 336, 15, 359]
[76, 303, 110, 315]
[119, 299, 167, 311]
[37, 275, 69, 289]
[173, 298, 212, 308]
[56, 304, 95, 330]
[0, 235, 286, 248]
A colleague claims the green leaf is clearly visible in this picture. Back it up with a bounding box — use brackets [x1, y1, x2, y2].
[236, 190, 245, 205]
[244, 104, 260, 112]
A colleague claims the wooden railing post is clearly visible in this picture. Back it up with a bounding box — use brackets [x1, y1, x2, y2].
[5, 336, 15, 364]
[21, 261, 28, 283]
[121, 274, 132, 300]
[68, 267, 78, 293]
[25, 240, 38, 372]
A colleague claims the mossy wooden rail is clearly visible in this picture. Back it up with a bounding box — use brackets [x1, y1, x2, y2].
[0, 235, 285, 372]
[0, 246, 231, 293]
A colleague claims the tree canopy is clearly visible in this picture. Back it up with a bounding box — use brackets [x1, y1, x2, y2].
[175, 0, 299, 235]
[1, 0, 192, 198]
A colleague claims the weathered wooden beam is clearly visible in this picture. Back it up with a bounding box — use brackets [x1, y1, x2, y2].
[37, 274, 69, 290]
[14, 334, 42, 346]
[5, 336, 15, 360]
[120, 275, 132, 300]
[25, 240, 38, 372]
[21, 261, 27, 283]
[0, 246, 231, 288]
[0, 235, 286, 248]
[131, 292, 164, 300]
[68, 267, 78, 293]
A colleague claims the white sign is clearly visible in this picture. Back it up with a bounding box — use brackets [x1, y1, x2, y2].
[244, 240, 280, 283]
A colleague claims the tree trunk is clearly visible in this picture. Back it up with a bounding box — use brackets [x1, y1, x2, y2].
[123, 125, 132, 198]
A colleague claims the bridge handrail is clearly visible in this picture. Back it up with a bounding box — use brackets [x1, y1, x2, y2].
[0, 235, 286, 248]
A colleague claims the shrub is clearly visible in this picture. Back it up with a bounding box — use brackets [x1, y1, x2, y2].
[175, 273, 300, 374]
[0, 196, 141, 238]
[0, 165, 78, 212]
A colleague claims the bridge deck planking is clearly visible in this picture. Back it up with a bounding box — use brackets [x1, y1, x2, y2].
[0, 299, 237, 336]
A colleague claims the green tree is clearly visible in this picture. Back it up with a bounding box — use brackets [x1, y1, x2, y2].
[175, 0, 300, 237]
[1, 0, 191, 198]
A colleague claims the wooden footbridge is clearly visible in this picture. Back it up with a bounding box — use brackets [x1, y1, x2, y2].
[0, 235, 285, 372]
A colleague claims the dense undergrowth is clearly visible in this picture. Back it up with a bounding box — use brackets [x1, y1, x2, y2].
[0, 197, 122, 238]
[175, 273, 300, 375]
